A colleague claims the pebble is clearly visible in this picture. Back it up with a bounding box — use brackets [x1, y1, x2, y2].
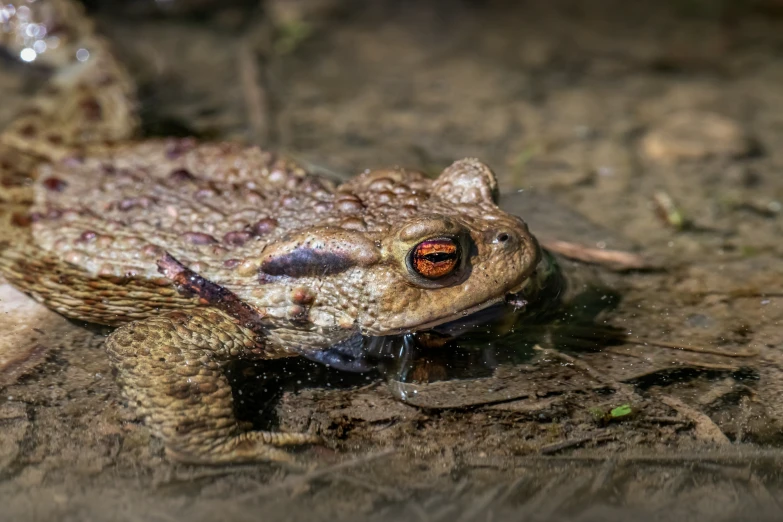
[641, 111, 752, 164]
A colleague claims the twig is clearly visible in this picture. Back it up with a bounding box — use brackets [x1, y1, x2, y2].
[539, 431, 616, 455]
[638, 416, 691, 425]
[659, 395, 730, 445]
[559, 324, 757, 358]
[541, 239, 651, 270]
[692, 291, 783, 298]
[623, 338, 758, 358]
[238, 41, 269, 145]
[534, 345, 605, 383]
[534, 345, 635, 396]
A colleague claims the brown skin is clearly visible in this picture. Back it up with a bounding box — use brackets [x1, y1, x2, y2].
[0, 0, 541, 463]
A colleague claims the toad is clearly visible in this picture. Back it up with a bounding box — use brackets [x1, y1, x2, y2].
[0, 0, 542, 463]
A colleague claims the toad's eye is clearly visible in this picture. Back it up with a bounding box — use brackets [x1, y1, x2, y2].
[408, 238, 460, 279]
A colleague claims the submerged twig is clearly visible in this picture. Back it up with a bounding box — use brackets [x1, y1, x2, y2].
[659, 395, 730, 445]
[534, 344, 635, 395]
[557, 324, 758, 358]
[623, 337, 758, 358]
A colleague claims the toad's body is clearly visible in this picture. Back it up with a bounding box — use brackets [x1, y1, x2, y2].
[0, 0, 541, 463]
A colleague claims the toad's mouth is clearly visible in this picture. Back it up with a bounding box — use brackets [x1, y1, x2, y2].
[398, 291, 526, 335]
[377, 273, 536, 337]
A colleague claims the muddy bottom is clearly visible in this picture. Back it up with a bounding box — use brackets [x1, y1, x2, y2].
[2, 0, 783, 520]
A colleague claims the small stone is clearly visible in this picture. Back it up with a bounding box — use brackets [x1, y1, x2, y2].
[641, 111, 753, 164]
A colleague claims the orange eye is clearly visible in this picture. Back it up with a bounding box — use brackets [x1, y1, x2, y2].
[409, 238, 460, 279]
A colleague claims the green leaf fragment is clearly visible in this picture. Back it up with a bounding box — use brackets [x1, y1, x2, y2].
[610, 404, 632, 418]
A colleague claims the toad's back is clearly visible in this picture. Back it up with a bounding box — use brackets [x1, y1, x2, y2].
[27, 140, 338, 281]
[5, 138, 503, 328]
[27, 139, 444, 278]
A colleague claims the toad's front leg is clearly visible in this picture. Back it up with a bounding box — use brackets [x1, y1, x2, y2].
[105, 307, 320, 464]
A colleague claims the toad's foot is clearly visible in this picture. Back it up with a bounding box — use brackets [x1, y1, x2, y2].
[105, 307, 320, 464]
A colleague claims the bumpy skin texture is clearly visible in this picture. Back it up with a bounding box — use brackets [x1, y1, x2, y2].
[106, 308, 320, 464]
[0, 0, 542, 463]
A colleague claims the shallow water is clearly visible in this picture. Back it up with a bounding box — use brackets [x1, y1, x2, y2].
[2, 0, 783, 520]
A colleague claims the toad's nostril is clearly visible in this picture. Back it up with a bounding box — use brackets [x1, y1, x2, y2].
[497, 233, 510, 243]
